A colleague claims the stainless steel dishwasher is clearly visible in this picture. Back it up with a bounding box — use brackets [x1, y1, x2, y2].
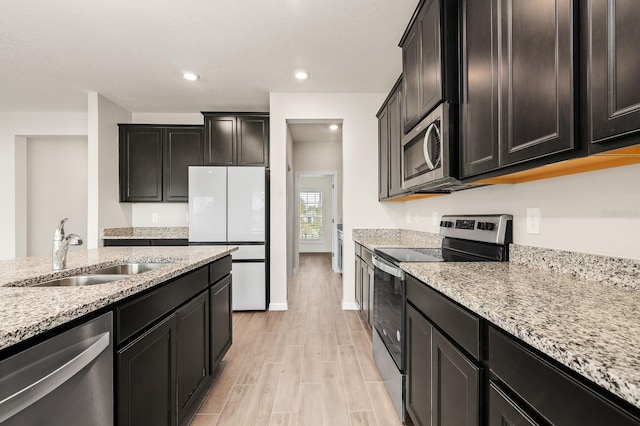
[0, 311, 113, 425]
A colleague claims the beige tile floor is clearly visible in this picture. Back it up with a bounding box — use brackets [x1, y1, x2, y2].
[191, 253, 404, 425]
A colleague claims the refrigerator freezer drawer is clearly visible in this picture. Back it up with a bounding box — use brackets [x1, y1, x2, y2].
[232, 262, 266, 311]
[231, 245, 265, 260]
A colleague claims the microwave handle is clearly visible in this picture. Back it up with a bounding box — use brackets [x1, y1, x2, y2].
[423, 122, 439, 171]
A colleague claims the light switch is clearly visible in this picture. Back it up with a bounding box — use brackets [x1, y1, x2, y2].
[152, 213, 159, 223]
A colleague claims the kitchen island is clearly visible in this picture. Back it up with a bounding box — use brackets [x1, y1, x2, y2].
[354, 229, 640, 424]
[0, 245, 236, 426]
[0, 245, 236, 351]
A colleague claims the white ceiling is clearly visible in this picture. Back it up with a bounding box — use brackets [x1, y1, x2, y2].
[0, 0, 417, 113]
[288, 120, 342, 144]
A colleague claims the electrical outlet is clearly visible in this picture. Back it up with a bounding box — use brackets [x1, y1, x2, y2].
[152, 213, 159, 223]
[526, 208, 540, 234]
[432, 211, 439, 226]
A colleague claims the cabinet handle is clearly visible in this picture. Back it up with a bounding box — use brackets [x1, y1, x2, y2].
[0, 332, 110, 423]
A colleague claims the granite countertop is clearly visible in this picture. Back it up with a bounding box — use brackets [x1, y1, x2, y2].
[102, 226, 188, 240]
[352, 228, 442, 251]
[0, 245, 237, 351]
[352, 229, 640, 409]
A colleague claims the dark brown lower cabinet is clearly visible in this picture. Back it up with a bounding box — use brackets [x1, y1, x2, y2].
[116, 257, 232, 426]
[117, 314, 177, 426]
[406, 303, 432, 426]
[489, 382, 538, 426]
[432, 329, 479, 426]
[176, 292, 210, 423]
[210, 275, 232, 372]
[405, 302, 480, 426]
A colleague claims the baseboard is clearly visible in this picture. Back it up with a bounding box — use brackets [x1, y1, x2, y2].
[268, 302, 288, 311]
[341, 300, 360, 310]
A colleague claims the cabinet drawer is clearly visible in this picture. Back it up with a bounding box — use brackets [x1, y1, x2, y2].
[406, 274, 480, 360]
[209, 255, 232, 285]
[355, 243, 362, 258]
[489, 326, 640, 426]
[116, 266, 208, 345]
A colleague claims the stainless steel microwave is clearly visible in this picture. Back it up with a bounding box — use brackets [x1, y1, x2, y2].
[401, 103, 466, 192]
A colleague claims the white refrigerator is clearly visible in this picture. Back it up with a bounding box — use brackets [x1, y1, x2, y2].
[188, 166, 267, 311]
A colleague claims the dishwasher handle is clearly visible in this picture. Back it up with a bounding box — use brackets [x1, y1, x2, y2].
[0, 332, 110, 423]
[373, 256, 404, 278]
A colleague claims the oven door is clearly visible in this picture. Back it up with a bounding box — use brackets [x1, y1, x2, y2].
[373, 256, 405, 372]
[402, 103, 452, 190]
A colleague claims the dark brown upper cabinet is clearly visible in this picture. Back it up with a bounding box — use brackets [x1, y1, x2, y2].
[377, 77, 408, 201]
[203, 113, 269, 167]
[400, 0, 458, 134]
[119, 124, 203, 202]
[164, 127, 205, 201]
[585, 0, 640, 153]
[461, 0, 576, 179]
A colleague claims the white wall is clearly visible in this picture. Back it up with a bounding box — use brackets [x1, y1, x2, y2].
[88, 93, 133, 248]
[132, 203, 189, 227]
[27, 136, 88, 256]
[298, 176, 333, 253]
[293, 140, 343, 223]
[270, 93, 406, 310]
[286, 127, 296, 280]
[1, 112, 88, 259]
[399, 163, 640, 260]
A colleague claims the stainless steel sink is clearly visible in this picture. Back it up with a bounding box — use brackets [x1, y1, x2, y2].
[86, 263, 171, 275]
[33, 274, 132, 287]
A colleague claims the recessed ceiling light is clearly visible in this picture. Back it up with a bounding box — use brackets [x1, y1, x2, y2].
[183, 72, 199, 81]
[294, 70, 309, 80]
[329, 124, 339, 131]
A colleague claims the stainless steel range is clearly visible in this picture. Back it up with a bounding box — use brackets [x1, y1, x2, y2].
[372, 214, 513, 421]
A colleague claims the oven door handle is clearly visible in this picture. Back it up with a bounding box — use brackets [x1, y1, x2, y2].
[373, 257, 403, 278]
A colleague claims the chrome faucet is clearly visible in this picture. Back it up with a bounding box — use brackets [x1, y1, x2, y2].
[52, 218, 83, 270]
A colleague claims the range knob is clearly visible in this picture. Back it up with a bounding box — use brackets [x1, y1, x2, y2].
[477, 222, 495, 231]
[440, 221, 453, 228]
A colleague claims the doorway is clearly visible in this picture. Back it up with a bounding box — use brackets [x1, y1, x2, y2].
[286, 119, 343, 283]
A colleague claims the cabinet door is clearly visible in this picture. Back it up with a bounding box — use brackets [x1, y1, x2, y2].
[588, 0, 640, 149]
[119, 126, 163, 202]
[460, 0, 500, 177]
[355, 256, 362, 309]
[204, 115, 236, 165]
[499, 0, 575, 167]
[361, 261, 370, 324]
[419, 0, 442, 117]
[406, 303, 433, 426]
[432, 329, 480, 426]
[378, 105, 390, 200]
[489, 382, 539, 426]
[163, 127, 204, 202]
[367, 266, 374, 328]
[388, 85, 406, 197]
[211, 275, 232, 372]
[237, 116, 269, 166]
[176, 292, 210, 423]
[117, 315, 176, 426]
[403, 22, 422, 132]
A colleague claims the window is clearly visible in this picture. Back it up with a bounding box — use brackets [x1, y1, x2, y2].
[299, 191, 323, 240]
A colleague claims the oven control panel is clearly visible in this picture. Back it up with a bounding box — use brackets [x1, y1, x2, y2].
[439, 214, 513, 244]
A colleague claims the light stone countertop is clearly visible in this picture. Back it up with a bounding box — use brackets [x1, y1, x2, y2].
[351, 228, 640, 410]
[352, 228, 442, 251]
[0, 245, 237, 351]
[102, 227, 188, 240]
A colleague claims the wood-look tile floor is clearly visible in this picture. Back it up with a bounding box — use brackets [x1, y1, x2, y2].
[191, 253, 403, 426]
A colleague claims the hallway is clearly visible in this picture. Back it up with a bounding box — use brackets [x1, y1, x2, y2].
[192, 253, 403, 425]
